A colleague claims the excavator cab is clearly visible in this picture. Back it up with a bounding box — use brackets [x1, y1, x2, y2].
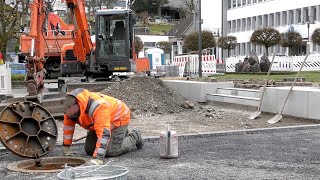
[61, 9, 134, 78]
[94, 9, 134, 76]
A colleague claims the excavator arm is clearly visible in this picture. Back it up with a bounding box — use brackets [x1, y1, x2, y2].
[65, 0, 93, 63]
[25, 0, 48, 96]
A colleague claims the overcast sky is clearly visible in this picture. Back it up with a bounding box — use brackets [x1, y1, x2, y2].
[201, 0, 222, 33]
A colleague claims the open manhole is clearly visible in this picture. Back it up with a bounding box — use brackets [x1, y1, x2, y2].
[7, 157, 88, 173]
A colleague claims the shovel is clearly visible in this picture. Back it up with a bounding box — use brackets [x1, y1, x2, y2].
[249, 53, 276, 120]
[268, 54, 310, 124]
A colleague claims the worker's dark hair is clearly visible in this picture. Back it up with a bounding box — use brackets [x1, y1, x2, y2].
[64, 95, 78, 111]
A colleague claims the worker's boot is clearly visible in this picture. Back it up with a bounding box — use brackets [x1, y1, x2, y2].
[131, 129, 144, 149]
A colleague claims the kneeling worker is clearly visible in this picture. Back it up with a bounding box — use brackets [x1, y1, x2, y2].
[62, 88, 143, 165]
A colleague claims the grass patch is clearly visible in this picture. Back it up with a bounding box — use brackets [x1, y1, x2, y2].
[11, 74, 25, 81]
[210, 71, 320, 82]
[149, 24, 173, 34]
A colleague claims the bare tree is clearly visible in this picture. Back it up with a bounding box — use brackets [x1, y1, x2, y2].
[180, 0, 195, 13]
[250, 27, 281, 56]
[184, 30, 216, 52]
[217, 36, 237, 57]
[156, 41, 171, 53]
[280, 31, 302, 56]
[135, 36, 144, 53]
[312, 28, 320, 45]
[0, 0, 28, 60]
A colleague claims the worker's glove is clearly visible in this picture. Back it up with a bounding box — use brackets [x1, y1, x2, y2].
[63, 145, 76, 156]
[90, 157, 104, 165]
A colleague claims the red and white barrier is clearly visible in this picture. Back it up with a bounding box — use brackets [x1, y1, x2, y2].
[173, 54, 217, 77]
[226, 54, 320, 72]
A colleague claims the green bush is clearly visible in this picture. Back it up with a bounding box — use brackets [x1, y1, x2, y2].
[11, 74, 25, 81]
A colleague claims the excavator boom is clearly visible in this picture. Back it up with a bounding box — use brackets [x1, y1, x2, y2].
[25, 0, 48, 95]
[65, 0, 93, 63]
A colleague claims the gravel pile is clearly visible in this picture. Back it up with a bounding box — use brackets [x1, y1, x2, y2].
[100, 77, 196, 117]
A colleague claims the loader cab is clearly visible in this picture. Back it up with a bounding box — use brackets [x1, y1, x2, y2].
[95, 9, 134, 73]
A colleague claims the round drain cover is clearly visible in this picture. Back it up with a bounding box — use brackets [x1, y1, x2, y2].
[0, 101, 58, 158]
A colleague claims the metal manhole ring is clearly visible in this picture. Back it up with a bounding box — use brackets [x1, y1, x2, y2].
[7, 157, 88, 173]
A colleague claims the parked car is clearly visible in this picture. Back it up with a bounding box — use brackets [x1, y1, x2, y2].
[11, 63, 26, 75]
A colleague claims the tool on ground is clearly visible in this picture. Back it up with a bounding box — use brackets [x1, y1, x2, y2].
[249, 53, 276, 120]
[72, 135, 87, 142]
[58, 160, 129, 179]
[160, 124, 178, 159]
[268, 54, 310, 124]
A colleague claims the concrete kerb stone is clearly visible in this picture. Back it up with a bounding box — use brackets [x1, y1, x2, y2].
[1, 124, 320, 152]
[81, 124, 320, 144]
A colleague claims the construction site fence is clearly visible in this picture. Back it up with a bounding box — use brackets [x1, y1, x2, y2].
[173, 54, 224, 77]
[0, 63, 12, 95]
[226, 53, 320, 72]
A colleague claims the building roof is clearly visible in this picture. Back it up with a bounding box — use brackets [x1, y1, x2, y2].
[167, 15, 195, 36]
[165, 0, 187, 8]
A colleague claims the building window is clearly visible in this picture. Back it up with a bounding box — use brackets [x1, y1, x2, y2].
[252, 44, 256, 53]
[252, 17, 256, 29]
[304, 8, 309, 22]
[289, 10, 294, 24]
[270, 14, 274, 26]
[276, 12, 280, 26]
[233, 0, 236, 8]
[282, 11, 287, 25]
[253, 0, 257, 3]
[275, 45, 280, 54]
[242, 43, 246, 56]
[144, 42, 156, 47]
[237, 19, 241, 32]
[258, 16, 262, 28]
[242, 19, 246, 31]
[297, 9, 301, 23]
[312, 6, 317, 21]
[228, 21, 231, 33]
[238, 0, 241, 7]
[247, 43, 251, 54]
[242, 0, 246, 6]
[248, 0, 252, 5]
[247, 17, 251, 31]
[263, 14, 268, 27]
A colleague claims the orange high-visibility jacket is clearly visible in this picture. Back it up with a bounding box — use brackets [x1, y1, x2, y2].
[63, 88, 130, 157]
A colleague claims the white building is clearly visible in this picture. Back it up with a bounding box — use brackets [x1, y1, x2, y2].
[222, 0, 320, 57]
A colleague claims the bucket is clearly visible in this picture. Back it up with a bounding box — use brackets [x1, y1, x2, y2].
[160, 125, 178, 159]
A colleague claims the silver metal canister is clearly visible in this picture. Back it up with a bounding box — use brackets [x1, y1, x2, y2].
[160, 125, 178, 159]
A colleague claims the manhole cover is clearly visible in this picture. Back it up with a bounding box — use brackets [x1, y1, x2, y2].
[0, 101, 58, 158]
[7, 157, 87, 173]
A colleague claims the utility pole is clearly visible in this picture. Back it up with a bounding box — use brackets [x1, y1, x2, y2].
[198, 0, 202, 78]
[193, 10, 196, 31]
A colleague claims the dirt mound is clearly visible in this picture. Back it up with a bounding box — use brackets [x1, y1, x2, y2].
[100, 77, 195, 117]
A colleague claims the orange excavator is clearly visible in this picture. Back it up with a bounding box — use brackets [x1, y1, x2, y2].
[60, 1, 136, 79]
[19, 12, 74, 79]
[24, 0, 139, 94]
[60, 0, 151, 79]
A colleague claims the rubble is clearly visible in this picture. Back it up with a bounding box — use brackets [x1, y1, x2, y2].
[100, 77, 198, 117]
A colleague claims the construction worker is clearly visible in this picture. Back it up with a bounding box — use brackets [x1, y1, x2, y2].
[62, 88, 144, 165]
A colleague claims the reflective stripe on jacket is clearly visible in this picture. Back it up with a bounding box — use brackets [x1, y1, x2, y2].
[63, 88, 130, 157]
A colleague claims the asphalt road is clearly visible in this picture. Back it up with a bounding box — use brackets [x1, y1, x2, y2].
[1, 127, 320, 179]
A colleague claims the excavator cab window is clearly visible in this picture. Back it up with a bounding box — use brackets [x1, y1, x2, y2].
[97, 13, 128, 59]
